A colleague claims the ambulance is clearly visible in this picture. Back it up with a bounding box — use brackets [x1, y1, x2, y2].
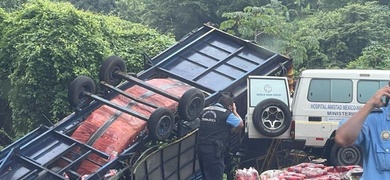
[246, 69, 390, 165]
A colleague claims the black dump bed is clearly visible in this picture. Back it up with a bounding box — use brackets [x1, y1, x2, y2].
[139, 25, 291, 104]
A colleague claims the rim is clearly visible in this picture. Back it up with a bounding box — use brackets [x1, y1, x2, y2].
[109, 65, 122, 82]
[188, 97, 202, 117]
[157, 115, 172, 136]
[77, 84, 92, 104]
[339, 147, 360, 165]
[80, 85, 91, 96]
[261, 106, 285, 130]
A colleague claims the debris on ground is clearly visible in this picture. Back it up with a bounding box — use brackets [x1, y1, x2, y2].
[259, 163, 363, 180]
[236, 167, 260, 180]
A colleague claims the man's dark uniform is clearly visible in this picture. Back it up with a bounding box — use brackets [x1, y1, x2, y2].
[196, 103, 233, 180]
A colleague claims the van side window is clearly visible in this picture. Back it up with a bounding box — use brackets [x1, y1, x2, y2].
[308, 79, 352, 103]
[357, 80, 388, 103]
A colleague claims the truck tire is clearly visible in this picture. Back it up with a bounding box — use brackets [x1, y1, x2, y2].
[99, 55, 127, 86]
[330, 144, 363, 166]
[68, 76, 96, 108]
[148, 107, 175, 141]
[178, 88, 205, 121]
[252, 99, 291, 137]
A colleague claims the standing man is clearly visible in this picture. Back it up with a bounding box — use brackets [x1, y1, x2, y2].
[335, 85, 390, 179]
[196, 94, 243, 180]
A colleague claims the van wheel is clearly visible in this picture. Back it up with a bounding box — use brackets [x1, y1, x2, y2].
[330, 144, 363, 166]
[252, 99, 291, 137]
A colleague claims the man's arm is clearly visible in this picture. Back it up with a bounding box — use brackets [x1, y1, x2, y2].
[228, 103, 243, 132]
[335, 86, 390, 147]
[335, 102, 374, 147]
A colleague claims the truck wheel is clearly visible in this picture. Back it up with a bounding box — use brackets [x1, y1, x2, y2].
[330, 144, 363, 166]
[148, 107, 175, 141]
[178, 88, 205, 121]
[68, 76, 96, 108]
[99, 55, 127, 86]
[252, 99, 291, 137]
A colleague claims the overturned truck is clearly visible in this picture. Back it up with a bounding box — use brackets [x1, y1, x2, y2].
[0, 25, 292, 180]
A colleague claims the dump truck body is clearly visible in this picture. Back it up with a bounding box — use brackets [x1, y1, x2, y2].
[0, 25, 292, 180]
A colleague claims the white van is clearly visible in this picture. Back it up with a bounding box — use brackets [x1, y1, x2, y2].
[246, 69, 390, 166]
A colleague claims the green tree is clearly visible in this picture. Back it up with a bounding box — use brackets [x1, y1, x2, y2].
[113, 0, 146, 23]
[0, 0, 175, 136]
[347, 42, 390, 69]
[0, 7, 14, 146]
[0, 0, 27, 12]
[141, 0, 266, 40]
[220, 1, 292, 43]
[59, 0, 117, 14]
[219, 0, 315, 67]
[220, 1, 390, 72]
[318, 0, 389, 11]
[295, 2, 390, 70]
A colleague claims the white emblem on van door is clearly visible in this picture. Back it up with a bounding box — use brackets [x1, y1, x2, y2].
[264, 84, 272, 93]
[381, 131, 390, 140]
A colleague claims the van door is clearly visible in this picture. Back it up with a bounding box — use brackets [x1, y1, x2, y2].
[246, 76, 292, 139]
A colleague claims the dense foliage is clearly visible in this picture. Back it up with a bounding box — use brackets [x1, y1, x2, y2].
[0, 0, 175, 139]
[0, 0, 389, 147]
[220, 1, 390, 71]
